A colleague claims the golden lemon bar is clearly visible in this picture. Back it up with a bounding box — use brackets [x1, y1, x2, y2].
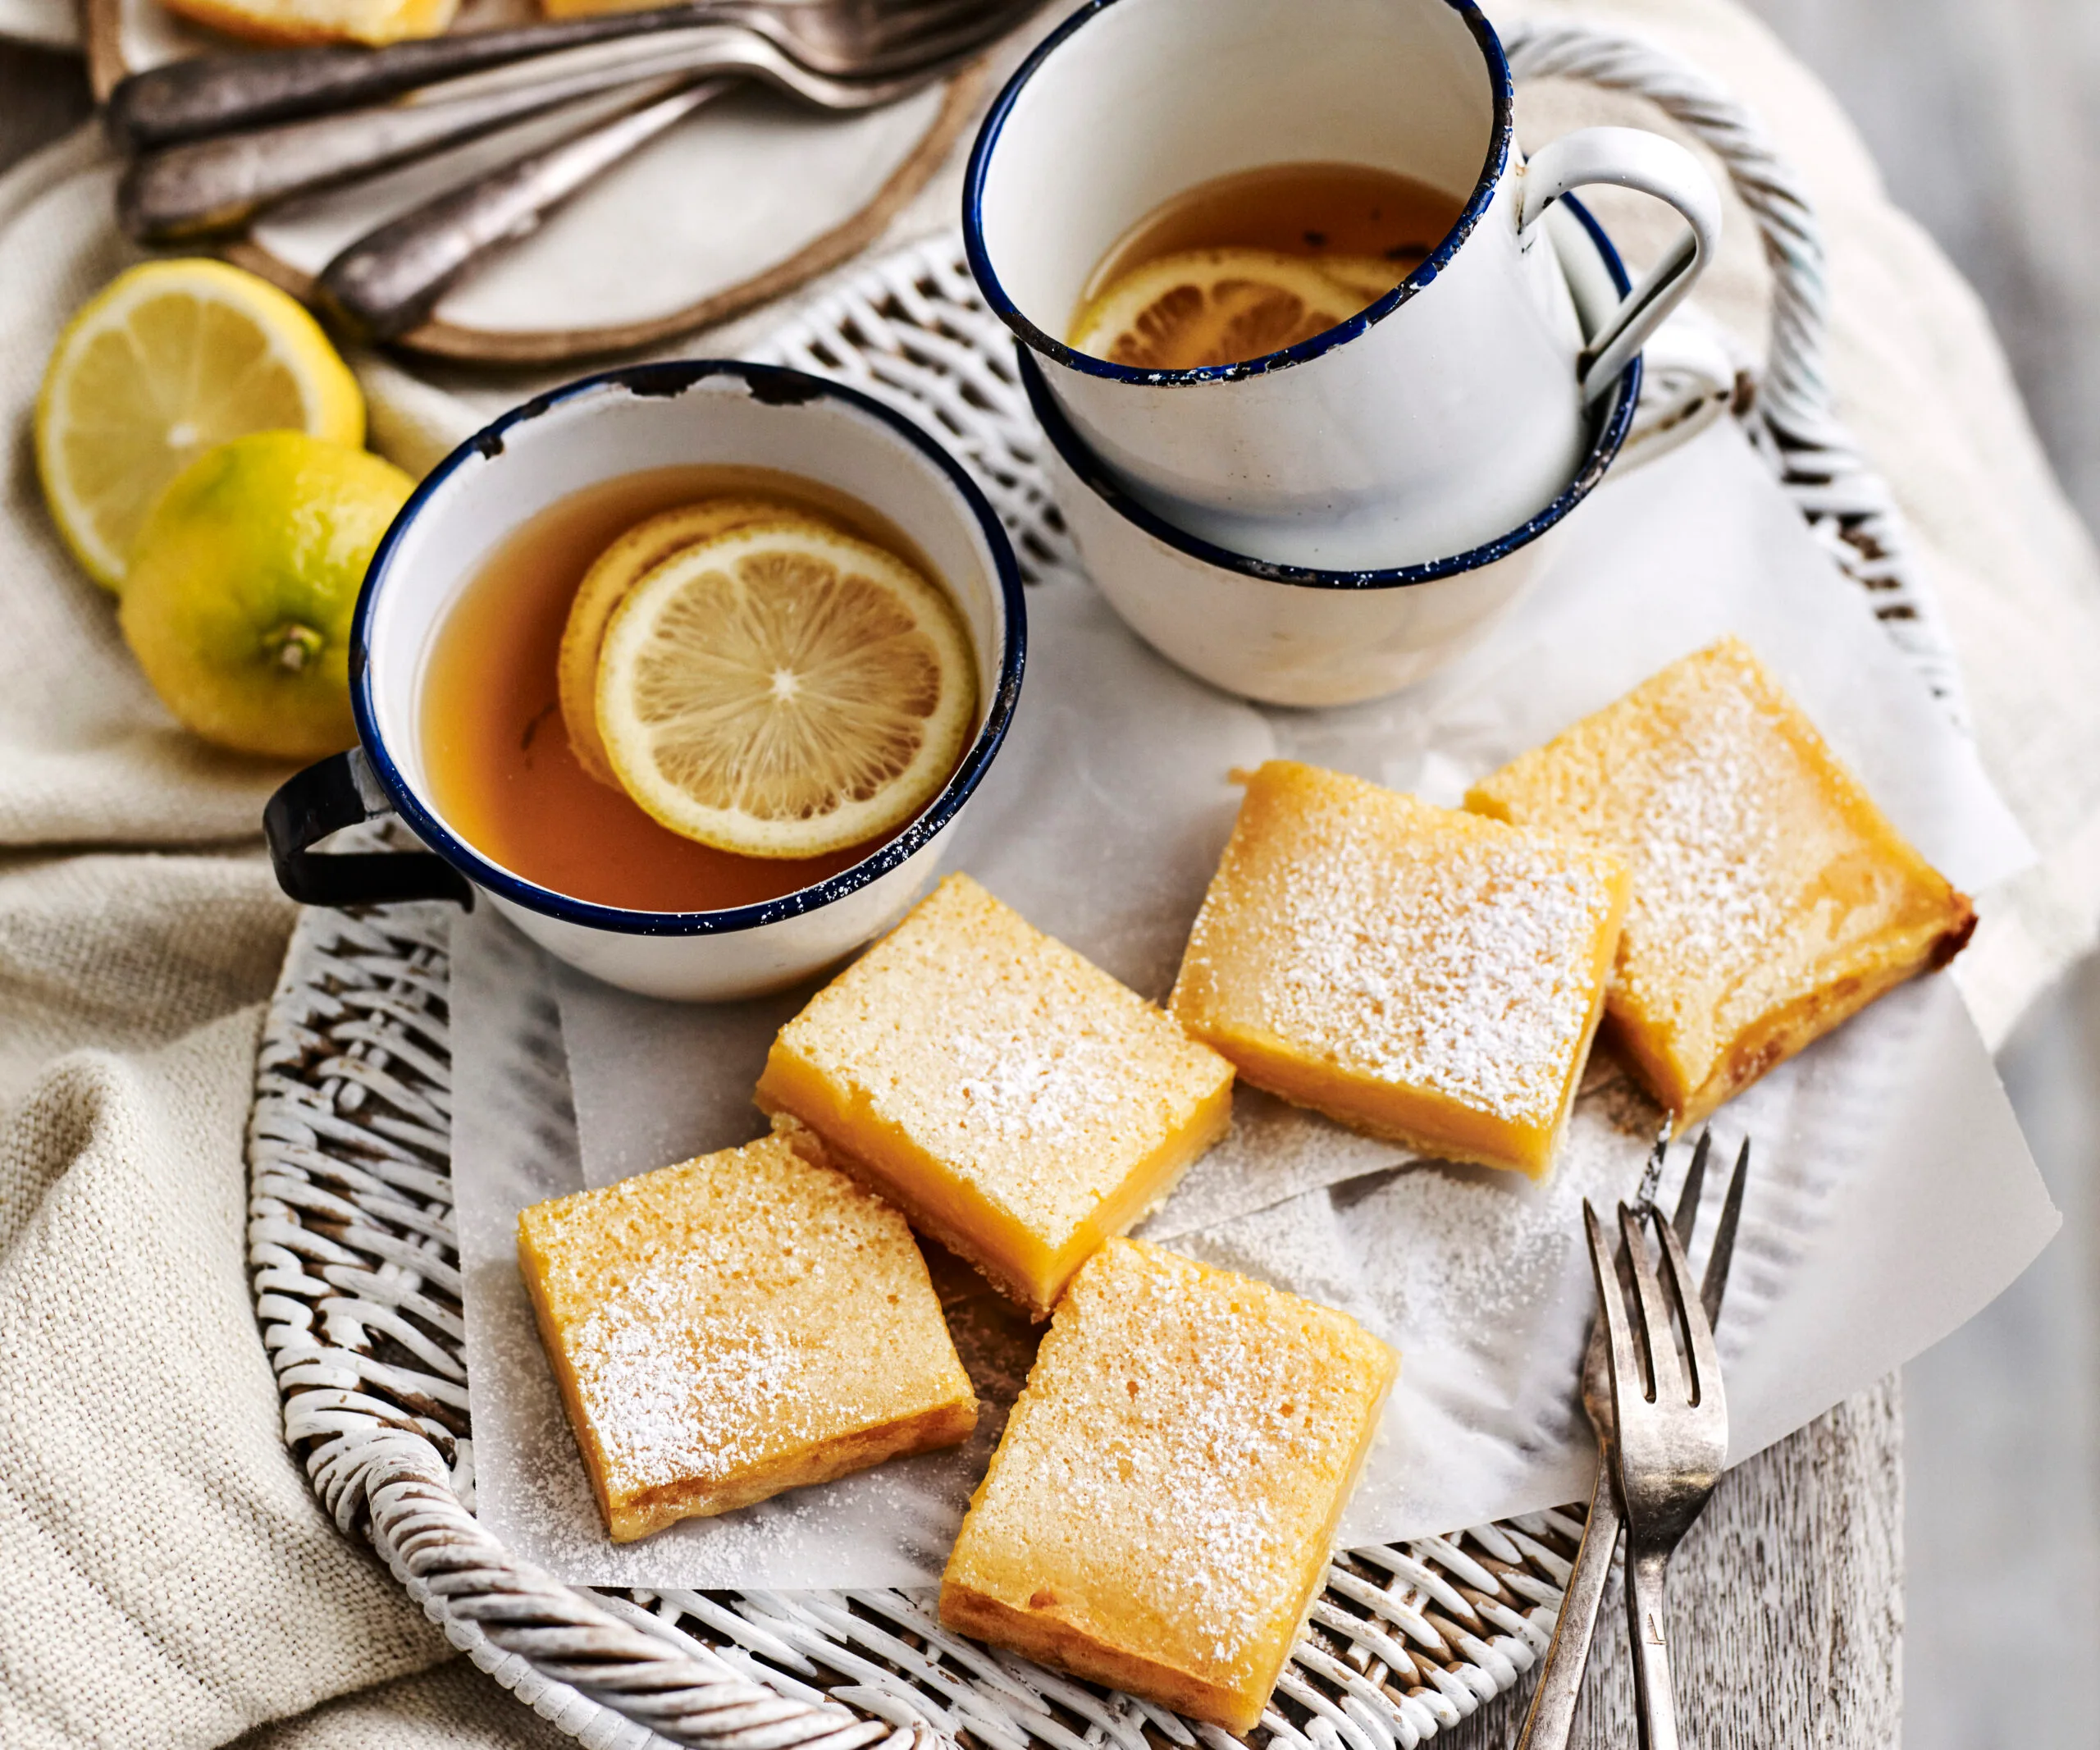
[1465, 637, 1975, 1126]
[940, 1237, 1396, 1731]
[1169, 761, 1629, 1177]
[516, 1131, 976, 1542]
[756, 874, 1235, 1318]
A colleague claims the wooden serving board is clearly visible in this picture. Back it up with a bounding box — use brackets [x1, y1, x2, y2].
[89, 0, 981, 364]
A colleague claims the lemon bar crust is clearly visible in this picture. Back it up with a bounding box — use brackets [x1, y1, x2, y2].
[939, 1238, 1396, 1731]
[517, 1132, 976, 1542]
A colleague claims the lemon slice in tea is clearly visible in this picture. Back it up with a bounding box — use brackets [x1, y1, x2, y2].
[36, 259, 364, 592]
[1070, 248, 1376, 371]
[596, 522, 976, 860]
[558, 496, 843, 787]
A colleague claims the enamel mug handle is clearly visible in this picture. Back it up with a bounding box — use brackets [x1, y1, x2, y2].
[263, 747, 473, 909]
[1520, 126, 1723, 403]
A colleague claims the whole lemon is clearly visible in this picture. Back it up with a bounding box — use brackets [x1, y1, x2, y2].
[121, 432, 412, 760]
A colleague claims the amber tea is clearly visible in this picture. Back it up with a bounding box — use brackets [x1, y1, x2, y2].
[1074, 162, 1468, 370]
[420, 464, 966, 913]
[1087, 162, 1466, 296]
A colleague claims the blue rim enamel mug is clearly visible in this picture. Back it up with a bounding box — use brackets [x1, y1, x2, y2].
[262, 361, 1026, 1003]
[964, 0, 1723, 570]
[1021, 196, 1732, 708]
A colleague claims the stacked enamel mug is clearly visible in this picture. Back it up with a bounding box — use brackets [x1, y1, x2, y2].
[964, 0, 1728, 706]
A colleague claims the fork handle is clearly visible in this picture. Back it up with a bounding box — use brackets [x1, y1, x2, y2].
[1626, 1546, 1682, 1750]
[116, 30, 755, 240]
[315, 76, 725, 341]
[106, 2, 719, 148]
[1514, 1462, 1623, 1750]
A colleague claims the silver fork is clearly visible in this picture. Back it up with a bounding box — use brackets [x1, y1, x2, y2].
[1517, 1132, 1748, 1750]
[108, 0, 1007, 147]
[1582, 1172, 1736, 1750]
[306, 1, 1017, 342]
[117, 0, 1024, 242]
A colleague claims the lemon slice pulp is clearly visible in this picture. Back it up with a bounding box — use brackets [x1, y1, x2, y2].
[1070, 248, 1376, 371]
[35, 259, 364, 591]
[596, 522, 977, 860]
[558, 496, 843, 787]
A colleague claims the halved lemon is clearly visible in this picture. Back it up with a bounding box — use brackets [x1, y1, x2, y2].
[557, 496, 843, 787]
[36, 259, 364, 591]
[596, 522, 976, 859]
[1070, 248, 1376, 371]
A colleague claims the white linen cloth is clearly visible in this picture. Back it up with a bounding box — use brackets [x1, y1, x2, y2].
[2, 1, 2098, 1743]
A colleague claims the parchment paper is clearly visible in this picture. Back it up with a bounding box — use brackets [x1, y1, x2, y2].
[459, 419, 2058, 1585]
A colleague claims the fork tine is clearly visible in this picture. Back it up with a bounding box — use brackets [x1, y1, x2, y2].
[1634, 1127, 1669, 1208]
[1583, 1199, 1648, 1430]
[1699, 1137, 1751, 1326]
[1669, 1126, 1712, 1247]
[1618, 1201, 1685, 1405]
[1654, 1211, 1725, 1414]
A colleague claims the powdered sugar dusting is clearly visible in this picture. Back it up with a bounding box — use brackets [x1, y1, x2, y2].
[1473, 639, 1958, 1100]
[1273, 826, 1614, 1122]
[1622, 671, 1785, 1002]
[521, 1135, 975, 1515]
[1181, 770, 1620, 1129]
[1168, 1063, 1668, 1540]
[774, 875, 1232, 1243]
[947, 1026, 1126, 1145]
[956, 1241, 1390, 1684]
[572, 1284, 811, 1493]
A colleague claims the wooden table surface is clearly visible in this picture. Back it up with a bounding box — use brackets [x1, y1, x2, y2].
[1445, 1380, 1903, 1748]
[0, 44, 1907, 1750]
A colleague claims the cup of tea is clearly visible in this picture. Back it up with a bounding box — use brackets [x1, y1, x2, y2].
[1028, 196, 1694, 706]
[964, 0, 1723, 569]
[262, 362, 1025, 1003]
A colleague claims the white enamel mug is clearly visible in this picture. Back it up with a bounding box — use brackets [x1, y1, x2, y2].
[965, 0, 1723, 570]
[262, 362, 1026, 1003]
[1029, 198, 1721, 707]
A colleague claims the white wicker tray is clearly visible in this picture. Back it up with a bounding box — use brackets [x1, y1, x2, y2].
[246, 24, 1961, 1750]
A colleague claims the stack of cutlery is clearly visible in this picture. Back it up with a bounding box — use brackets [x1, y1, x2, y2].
[108, 0, 1039, 338]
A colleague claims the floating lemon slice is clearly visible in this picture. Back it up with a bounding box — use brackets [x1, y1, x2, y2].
[36, 259, 364, 591]
[558, 496, 843, 787]
[596, 522, 976, 860]
[1070, 248, 1376, 371]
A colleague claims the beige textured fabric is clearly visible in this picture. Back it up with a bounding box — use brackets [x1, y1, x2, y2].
[0, 2, 2095, 1746]
[231, 1661, 579, 1750]
[0, 948, 452, 1750]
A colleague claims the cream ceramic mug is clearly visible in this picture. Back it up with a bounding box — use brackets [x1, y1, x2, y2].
[964, 0, 1723, 569]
